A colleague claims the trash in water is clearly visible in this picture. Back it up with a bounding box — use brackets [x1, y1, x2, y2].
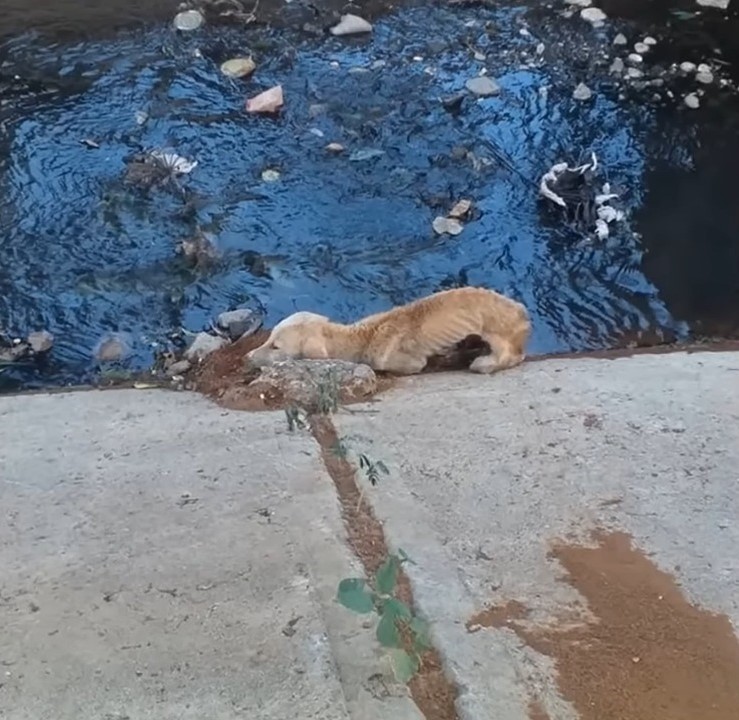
[149, 150, 198, 175]
[432, 216, 464, 236]
[539, 153, 624, 238]
[79, 138, 100, 149]
[245, 85, 284, 114]
[173, 9, 204, 31]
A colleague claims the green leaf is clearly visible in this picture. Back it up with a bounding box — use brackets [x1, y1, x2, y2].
[375, 556, 398, 595]
[397, 548, 415, 565]
[410, 616, 432, 652]
[388, 649, 420, 683]
[376, 610, 401, 648]
[376, 460, 390, 475]
[337, 578, 375, 614]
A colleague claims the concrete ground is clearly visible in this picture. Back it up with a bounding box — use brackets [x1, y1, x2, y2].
[1, 350, 738, 719]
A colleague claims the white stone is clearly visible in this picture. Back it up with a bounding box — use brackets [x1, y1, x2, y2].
[696, 0, 730, 9]
[680, 61, 697, 73]
[330, 14, 373, 35]
[643, 36, 657, 45]
[573, 82, 593, 100]
[173, 10, 203, 31]
[581, 7, 607, 24]
[609, 57, 625, 74]
[613, 33, 628, 45]
[627, 53, 643, 64]
[465, 76, 501, 96]
[684, 92, 700, 109]
[634, 42, 650, 54]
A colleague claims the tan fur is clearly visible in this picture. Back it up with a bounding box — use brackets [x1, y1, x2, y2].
[246, 287, 531, 375]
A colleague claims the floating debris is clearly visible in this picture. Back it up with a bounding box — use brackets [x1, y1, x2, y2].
[432, 217, 464, 236]
[173, 9, 204, 31]
[221, 57, 256, 78]
[149, 150, 198, 175]
[539, 154, 624, 238]
[465, 76, 501, 96]
[330, 14, 373, 35]
[246, 85, 284, 114]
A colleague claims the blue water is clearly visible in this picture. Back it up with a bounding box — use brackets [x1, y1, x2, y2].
[0, 5, 696, 387]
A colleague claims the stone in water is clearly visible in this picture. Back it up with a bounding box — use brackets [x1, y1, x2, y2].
[573, 82, 593, 100]
[173, 10, 203, 31]
[330, 14, 373, 35]
[465, 76, 501, 96]
[221, 57, 256, 78]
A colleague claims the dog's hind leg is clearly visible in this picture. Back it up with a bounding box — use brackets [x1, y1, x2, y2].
[469, 334, 523, 374]
[374, 352, 428, 375]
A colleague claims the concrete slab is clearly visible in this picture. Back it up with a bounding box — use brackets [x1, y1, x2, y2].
[333, 351, 739, 720]
[0, 390, 421, 720]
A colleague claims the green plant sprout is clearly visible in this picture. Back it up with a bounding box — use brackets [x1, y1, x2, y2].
[336, 550, 431, 683]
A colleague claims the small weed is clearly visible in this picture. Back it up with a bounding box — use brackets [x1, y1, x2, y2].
[284, 405, 308, 431]
[315, 369, 340, 415]
[337, 550, 429, 684]
[357, 453, 389, 487]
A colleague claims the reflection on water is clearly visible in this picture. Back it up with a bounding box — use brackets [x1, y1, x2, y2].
[0, 4, 726, 388]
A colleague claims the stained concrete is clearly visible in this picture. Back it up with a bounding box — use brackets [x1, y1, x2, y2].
[333, 351, 739, 720]
[0, 390, 422, 720]
[2, 351, 739, 720]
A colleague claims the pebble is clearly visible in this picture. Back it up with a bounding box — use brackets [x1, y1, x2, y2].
[27, 330, 54, 354]
[220, 57, 256, 78]
[216, 308, 263, 341]
[627, 53, 643, 64]
[613, 33, 627, 45]
[167, 359, 192, 376]
[325, 142, 345, 153]
[432, 217, 464, 236]
[684, 93, 700, 109]
[261, 169, 281, 182]
[696, 70, 714, 84]
[93, 334, 130, 363]
[330, 14, 373, 35]
[634, 42, 650, 54]
[643, 36, 657, 46]
[626, 67, 643, 79]
[173, 9, 203, 31]
[581, 7, 607, 24]
[572, 82, 593, 100]
[680, 61, 697, 73]
[609, 57, 625, 74]
[696, 0, 729, 8]
[566, 0, 592, 5]
[465, 76, 501, 96]
[184, 333, 229, 362]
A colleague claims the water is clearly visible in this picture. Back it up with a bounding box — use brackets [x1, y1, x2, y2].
[1, 2, 738, 389]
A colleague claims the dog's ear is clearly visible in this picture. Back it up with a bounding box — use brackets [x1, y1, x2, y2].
[302, 335, 328, 359]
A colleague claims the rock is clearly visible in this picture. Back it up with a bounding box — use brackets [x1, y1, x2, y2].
[626, 67, 644, 79]
[448, 199, 472, 219]
[27, 330, 54, 354]
[167, 359, 192, 376]
[441, 92, 466, 112]
[325, 142, 345, 153]
[216, 308, 263, 341]
[627, 53, 643, 64]
[696, 70, 714, 84]
[248, 360, 377, 410]
[185, 333, 229, 362]
[697, 63, 712, 74]
[465, 76, 501, 96]
[93, 334, 130, 363]
[0, 341, 29, 364]
[567, 0, 592, 5]
[261, 169, 281, 182]
[173, 9, 203, 31]
[643, 36, 657, 46]
[684, 93, 700, 109]
[634, 42, 650, 54]
[680, 61, 697, 73]
[581, 7, 607, 24]
[573, 82, 593, 100]
[246, 85, 284, 114]
[432, 217, 464, 236]
[330, 14, 373, 35]
[613, 33, 627, 45]
[609, 57, 625, 74]
[220, 57, 256, 79]
[696, 0, 729, 8]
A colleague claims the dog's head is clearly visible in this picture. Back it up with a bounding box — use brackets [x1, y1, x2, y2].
[246, 311, 330, 366]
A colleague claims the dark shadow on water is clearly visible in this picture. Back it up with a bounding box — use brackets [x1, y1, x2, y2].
[1, 0, 738, 390]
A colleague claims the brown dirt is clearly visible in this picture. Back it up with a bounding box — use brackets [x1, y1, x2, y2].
[311, 416, 458, 720]
[466, 600, 529, 632]
[468, 530, 739, 720]
[527, 699, 552, 720]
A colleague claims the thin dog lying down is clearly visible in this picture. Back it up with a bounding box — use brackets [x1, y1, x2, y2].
[246, 287, 531, 375]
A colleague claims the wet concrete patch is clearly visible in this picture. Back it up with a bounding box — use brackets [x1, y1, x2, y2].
[468, 530, 739, 720]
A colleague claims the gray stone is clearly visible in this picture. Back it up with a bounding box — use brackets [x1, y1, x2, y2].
[609, 57, 625, 74]
[680, 61, 697, 73]
[613, 33, 628, 45]
[93, 333, 130, 363]
[248, 359, 377, 409]
[167, 359, 192, 376]
[216, 308, 264, 341]
[184, 332, 229, 362]
[581, 6, 607, 24]
[26, 330, 54, 354]
[572, 82, 593, 100]
[465, 75, 501, 96]
[330, 13, 372, 35]
[684, 92, 701, 109]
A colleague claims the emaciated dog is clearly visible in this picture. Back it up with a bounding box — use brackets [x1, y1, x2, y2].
[246, 287, 531, 375]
